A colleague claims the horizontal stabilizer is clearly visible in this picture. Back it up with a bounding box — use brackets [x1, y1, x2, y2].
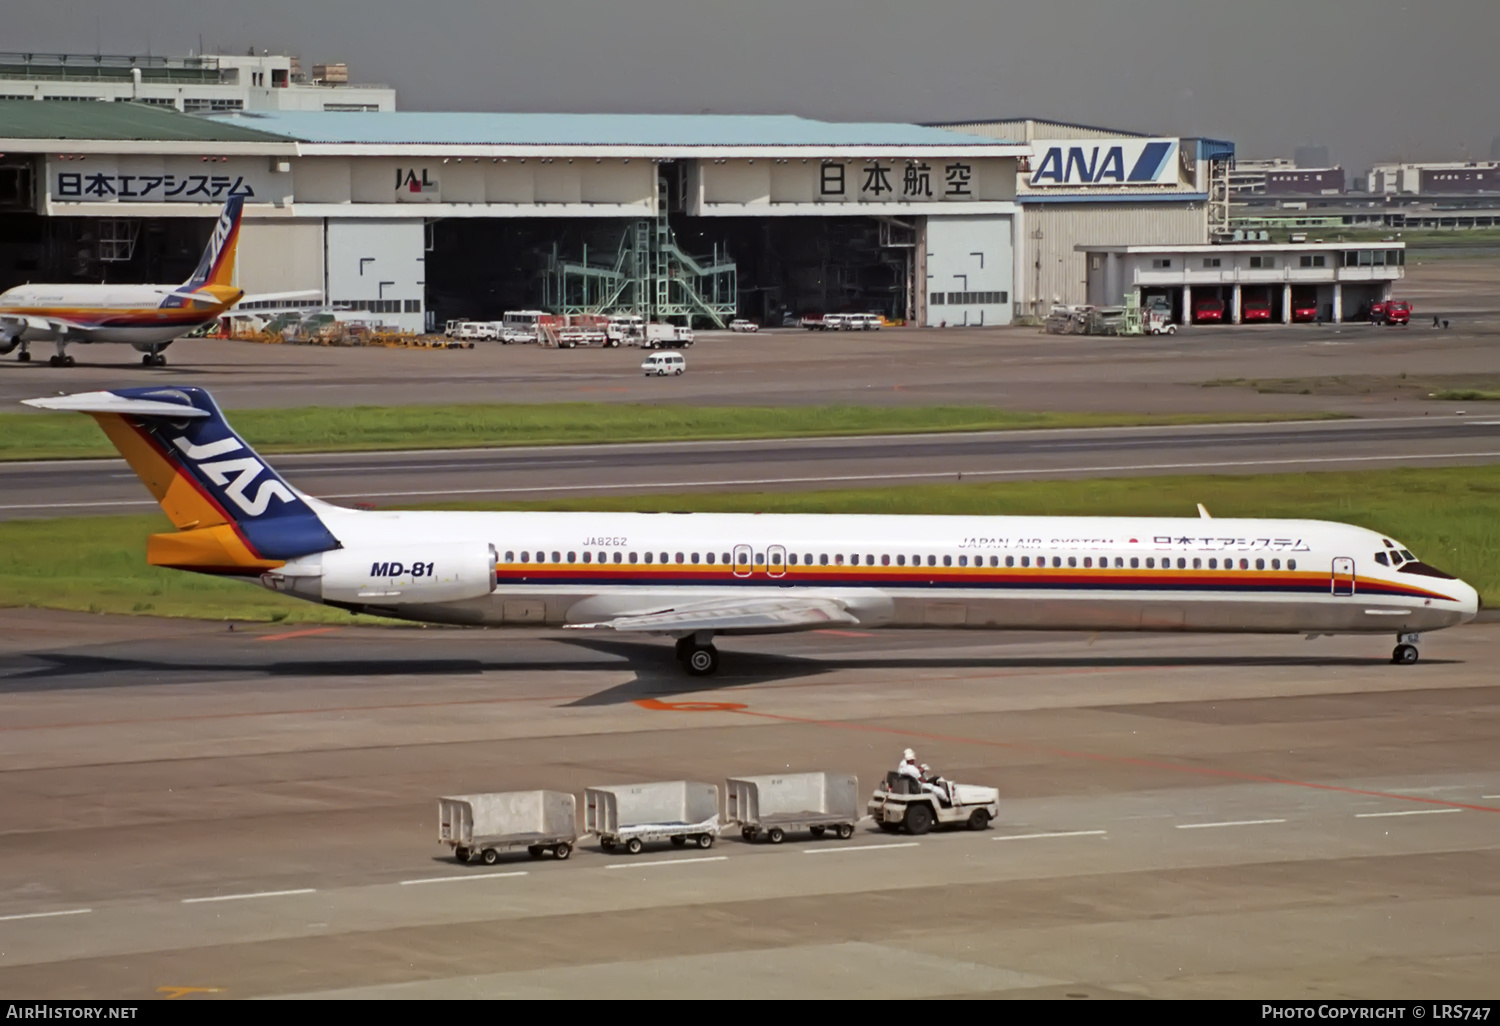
[22, 391, 210, 418]
[567, 596, 858, 635]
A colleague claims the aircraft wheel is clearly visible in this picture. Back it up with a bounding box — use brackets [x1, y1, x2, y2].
[1392, 644, 1419, 665]
[142, 354, 154, 366]
[49, 355, 63, 367]
[65, 355, 75, 366]
[154, 354, 167, 366]
[684, 644, 719, 677]
[17, 350, 31, 363]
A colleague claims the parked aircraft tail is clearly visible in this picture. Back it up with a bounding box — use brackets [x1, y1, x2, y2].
[22, 386, 338, 572]
[182, 195, 245, 291]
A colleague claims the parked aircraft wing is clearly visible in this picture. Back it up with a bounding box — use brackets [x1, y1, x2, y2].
[566, 596, 859, 635]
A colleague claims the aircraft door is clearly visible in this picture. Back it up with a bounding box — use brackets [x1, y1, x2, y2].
[767, 545, 787, 579]
[1331, 557, 1356, 597]
[732, 544, 753, 578]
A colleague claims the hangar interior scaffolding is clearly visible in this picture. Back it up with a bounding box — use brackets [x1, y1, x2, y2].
[542, 174, 738, 326]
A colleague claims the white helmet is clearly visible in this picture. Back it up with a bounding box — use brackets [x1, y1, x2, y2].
[903, 748, 916, 761]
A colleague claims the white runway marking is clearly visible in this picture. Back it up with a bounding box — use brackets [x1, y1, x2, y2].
[1354, 808, 1463, 819]
[0, 908, 92, 922]
[994, 830, 1107, 841]
[181, 888, 317, 904]
[399, 871, 529, 885]
[802, 842, 921, 855]
[604, 856, 728, 869]
[1176, 818, 1288, 830]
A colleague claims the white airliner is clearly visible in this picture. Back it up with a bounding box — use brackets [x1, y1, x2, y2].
[22, 386, 1481, 674]
[0, 196, 314, 367]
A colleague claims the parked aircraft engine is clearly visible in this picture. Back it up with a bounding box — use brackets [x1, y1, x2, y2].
[263, 542, 498, 606]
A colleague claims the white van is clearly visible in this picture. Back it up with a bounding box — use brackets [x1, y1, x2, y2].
[641, 352, 686, 376]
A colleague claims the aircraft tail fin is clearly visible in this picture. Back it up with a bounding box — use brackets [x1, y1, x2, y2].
[21, 387, 339, 572]
[182, 195, 245, 291]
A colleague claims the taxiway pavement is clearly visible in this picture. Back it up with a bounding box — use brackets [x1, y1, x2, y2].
[1, 609, 1495, 998]
[3, 414, 1499, 519]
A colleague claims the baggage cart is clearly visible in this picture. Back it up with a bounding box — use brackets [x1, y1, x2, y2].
[725, 772, 859, 844]
[438, 791, 577, 864]
[585, 781, 720, 855]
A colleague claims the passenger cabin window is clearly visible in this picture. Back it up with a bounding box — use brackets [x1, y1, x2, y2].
[630, 552, 638, 563]
[958, 556, 967, 567]
[644, 552, 653, 564]
[520, 552, 530, 563]
[1272, 559, 1281, 570]
[1255, 559, 1265, 570]
[1239, 558, 1249, 570]
[1020, 557, 1030, 568]
[1130, 558, 1139, 569]
[505, 551, 515, 562]
[582, 552, 592, 563]
[865, 555, 874, 566]
[1145, 558, 1154, 569]
[927, 555, 937, 567]
[943, 556, 952, 567]
[1192, 558, 1201, 569]
[882, 555, 891, 566]
[1288, 559, 1297, 571]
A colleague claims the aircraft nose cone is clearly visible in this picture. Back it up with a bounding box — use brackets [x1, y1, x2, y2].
[1455, 579, 1481, 623]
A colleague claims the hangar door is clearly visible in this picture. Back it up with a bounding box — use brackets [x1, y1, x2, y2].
[924, 215, 1013, 327]
[325, 218, 427, 332]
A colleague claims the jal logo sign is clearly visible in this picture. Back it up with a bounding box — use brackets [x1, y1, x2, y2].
[395, 167, 439, 203]
[1028, 139, 1179, 187]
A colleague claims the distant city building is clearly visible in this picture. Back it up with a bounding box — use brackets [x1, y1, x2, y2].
[1293, 145, 1330, 169]
[0, 51, 395, 113]
[1366, 161, 1500, 196]
[1230, 159, 1343, 197]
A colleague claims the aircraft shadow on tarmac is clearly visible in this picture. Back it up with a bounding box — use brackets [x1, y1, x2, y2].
[0, 640, 1458, 704]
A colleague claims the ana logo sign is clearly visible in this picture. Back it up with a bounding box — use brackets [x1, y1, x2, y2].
[1028, 139, 1178, 187]
[172, 436, 295, 517]
[395, 167, 439, 202]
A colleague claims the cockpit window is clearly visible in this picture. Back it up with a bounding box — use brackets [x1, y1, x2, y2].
[1398, 550, 1416, 562]
[1374, 552, 1389, 567]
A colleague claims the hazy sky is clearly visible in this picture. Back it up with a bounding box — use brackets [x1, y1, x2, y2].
[12, 0, 1500, 171]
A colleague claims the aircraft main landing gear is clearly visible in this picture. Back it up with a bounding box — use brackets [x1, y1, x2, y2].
[141, 353, 167, 367]
[1391, 633, 1421, 665]
[675, 633, 720, 677]
[48, 354, 75, 367]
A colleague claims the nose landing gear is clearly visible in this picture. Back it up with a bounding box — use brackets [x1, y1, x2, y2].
[1391, 633, 1421, 665]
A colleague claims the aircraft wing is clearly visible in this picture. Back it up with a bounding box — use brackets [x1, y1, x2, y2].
[565, 596, 859, 636]
[234, 290, 324, 306]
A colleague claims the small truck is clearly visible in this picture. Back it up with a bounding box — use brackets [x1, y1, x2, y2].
[867, 772, 999, 835]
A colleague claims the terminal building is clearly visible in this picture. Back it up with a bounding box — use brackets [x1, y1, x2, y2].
[0, 51, 394, 113]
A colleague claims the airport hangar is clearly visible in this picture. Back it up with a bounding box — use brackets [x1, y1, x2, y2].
[0, 100, 1033, 332]
[932, 119, 1238, 322]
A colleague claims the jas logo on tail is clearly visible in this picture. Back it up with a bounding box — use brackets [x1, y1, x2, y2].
[172, 436, 295, 517]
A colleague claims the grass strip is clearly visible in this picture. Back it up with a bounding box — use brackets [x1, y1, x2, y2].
[2, 465, 1496, 622]
[0, 403, 1346, 462]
